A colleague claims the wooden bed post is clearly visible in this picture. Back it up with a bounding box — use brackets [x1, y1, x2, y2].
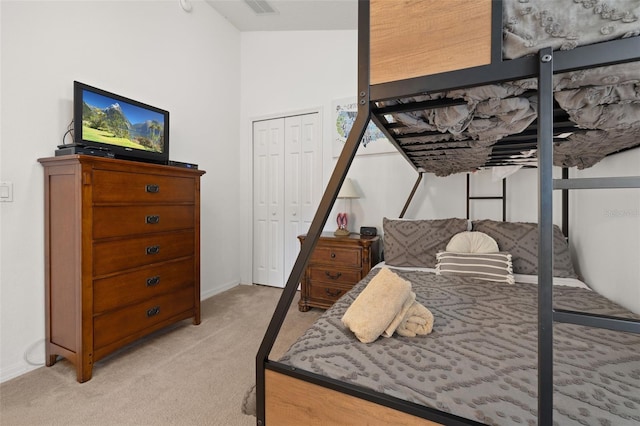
[255, 1, 372, 424]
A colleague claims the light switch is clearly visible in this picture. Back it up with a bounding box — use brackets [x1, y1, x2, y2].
[0, 181, 13, 202]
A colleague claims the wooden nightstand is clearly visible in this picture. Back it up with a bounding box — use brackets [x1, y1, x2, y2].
[298, 233, 380, 311]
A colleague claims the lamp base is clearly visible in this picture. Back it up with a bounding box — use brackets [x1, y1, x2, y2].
[333, 228, 350, 237]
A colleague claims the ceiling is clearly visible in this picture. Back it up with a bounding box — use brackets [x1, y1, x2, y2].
[204, 0, 358, 31]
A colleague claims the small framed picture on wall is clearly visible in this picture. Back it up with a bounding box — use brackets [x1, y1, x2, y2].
[332, 97, 396, 158]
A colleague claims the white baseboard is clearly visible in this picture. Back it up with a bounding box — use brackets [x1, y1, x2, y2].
[200, 279, 241, 301]
[1, 362, 41, 384]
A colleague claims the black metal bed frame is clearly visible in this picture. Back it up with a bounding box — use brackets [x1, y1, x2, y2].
[466, 174, 506, 222]
[256, 2, 640, 425]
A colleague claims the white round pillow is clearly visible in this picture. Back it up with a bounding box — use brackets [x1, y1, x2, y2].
[446, 231, 499, 253]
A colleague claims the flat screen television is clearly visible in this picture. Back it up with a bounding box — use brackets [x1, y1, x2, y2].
[73, 81, 169, 164]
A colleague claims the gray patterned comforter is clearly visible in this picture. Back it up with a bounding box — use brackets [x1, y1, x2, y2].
[279, 269, 640, 425]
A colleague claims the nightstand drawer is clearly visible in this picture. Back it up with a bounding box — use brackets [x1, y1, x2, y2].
[93, 257, 194, 313]
[93, 205, 195, 239]
[308, 282, 351, 305]
[93, 285, 194, 350]
[92, 170, 195, 204]
[308, 267, 360, 285]
[298, 233, 379, 312]
[93, 230, 194, 276]
[310, 246, 361, 268]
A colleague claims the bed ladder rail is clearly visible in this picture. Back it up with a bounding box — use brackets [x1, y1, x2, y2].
[553, 176, 640, 190]
[554, 310, 640, 334]
[538, 45, 640, 426]
[552, 174, 640, 335]
[466, 173, 506, 221]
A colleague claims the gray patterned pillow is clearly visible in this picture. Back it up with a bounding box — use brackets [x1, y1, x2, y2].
[383, 218, 469, 268]
[471, 219, 577, 278]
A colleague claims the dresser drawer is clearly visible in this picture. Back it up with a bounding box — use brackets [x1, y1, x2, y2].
[310, 246, 362, 268]
[308, 281, 351, 305]
[93, 230, 194, 276]
[93, 205, 195, 239]
[308, 267, 360, 285]
[93, 286, 195, 350]
[93, 257, 194, 314]
[92, 170, 195, 204]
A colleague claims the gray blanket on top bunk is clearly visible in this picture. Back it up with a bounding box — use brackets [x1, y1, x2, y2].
[381, 0, 640, 176]
[385, 62, 640, 175]
[503, 0, 640, 59]
[279, 269, 640, 426]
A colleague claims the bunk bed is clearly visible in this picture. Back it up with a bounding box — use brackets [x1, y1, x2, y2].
[256, 1, 640, 425]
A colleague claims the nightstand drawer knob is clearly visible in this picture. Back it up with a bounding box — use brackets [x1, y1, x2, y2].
[146, 245, 160, 255]
[325, 289, 342, 298]
[325, 271, 342, 280]
[146, 306, 160, 317]
[146, 276, 160, 287]
[330, 252, 336, 259]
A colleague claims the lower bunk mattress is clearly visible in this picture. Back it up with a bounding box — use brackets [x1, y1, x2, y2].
[279, 268, 640, 425]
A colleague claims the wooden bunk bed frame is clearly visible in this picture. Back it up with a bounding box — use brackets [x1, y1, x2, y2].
[256, 1, 640, 425]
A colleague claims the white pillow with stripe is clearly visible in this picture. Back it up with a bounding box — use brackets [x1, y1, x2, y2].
[436, 251, 514, 284]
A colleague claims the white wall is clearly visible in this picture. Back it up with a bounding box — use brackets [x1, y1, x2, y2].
[571, 150, 640, 313]
[0, 0, 241, 382]
[239, 30, 359, 285]
[240, 30, 640, 315]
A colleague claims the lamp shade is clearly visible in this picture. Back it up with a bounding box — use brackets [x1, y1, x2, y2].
[337, 178, 360, 199]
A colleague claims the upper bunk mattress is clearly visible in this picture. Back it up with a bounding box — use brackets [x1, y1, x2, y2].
[376, 61, 640, 176]
[370, 0, 640, 176]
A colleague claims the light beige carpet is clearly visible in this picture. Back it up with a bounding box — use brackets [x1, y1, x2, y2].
[0, 285, 321, 426]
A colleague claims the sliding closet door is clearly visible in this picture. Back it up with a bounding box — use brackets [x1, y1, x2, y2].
[253, 118, 285, 287]
[253, 112, 321, 288]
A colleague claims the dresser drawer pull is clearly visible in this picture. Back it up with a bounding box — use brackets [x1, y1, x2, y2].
[324, 271, 342, 280]
[330, 252, 336, 259]
[146, 245, 160, 255]
[145, 215, 160, 224]
[145, 184, 160, 193]
[325, 289, 343, 298]
[146, 306, 161, 317]
[146, 276, 160, 287]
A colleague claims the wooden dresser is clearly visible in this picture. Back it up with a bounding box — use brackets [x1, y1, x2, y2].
[298, 233, 380, 311]
[38, 155, 205, 382]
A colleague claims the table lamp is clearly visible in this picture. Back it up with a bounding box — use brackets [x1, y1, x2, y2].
[334, 178, 360, 236]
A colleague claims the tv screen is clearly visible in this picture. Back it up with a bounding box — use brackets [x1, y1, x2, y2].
[73, 81, 169, 164]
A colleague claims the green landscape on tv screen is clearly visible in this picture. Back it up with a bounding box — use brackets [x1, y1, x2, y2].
[82, 90, 165, 153]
